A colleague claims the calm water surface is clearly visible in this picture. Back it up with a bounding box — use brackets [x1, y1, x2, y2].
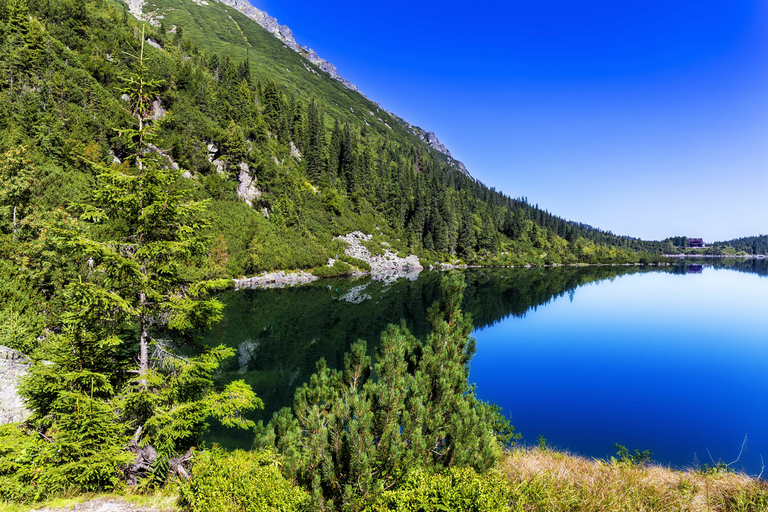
[470, 264, 768, 475]
[205, 260, 768, 475]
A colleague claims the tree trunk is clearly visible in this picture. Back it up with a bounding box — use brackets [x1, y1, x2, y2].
[139, 292, 148, 387]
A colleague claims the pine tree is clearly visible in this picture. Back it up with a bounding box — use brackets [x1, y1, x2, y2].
[261, 79, 284, 139]
[327, 119, 342, 186]
[255, 274, 514, 510]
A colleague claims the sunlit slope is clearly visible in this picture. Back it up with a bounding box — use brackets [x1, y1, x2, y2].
[134, 0, 420, 143]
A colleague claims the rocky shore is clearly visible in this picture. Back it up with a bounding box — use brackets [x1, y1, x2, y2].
[233, 232, 424, 290]
[233, 270, 318, 289]
[332, 231, 423, 273]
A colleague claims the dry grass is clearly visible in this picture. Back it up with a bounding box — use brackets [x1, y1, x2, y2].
[498, 447, 768, 511]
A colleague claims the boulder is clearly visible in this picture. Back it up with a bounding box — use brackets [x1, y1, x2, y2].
[0, 346, 31, 424]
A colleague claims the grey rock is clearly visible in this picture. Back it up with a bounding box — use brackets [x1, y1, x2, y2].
[236, 163, 261, 206]
[426, 131, 451, 158]
[0, 346, 31, 425]
[150, 98, 165, 120]
[289, 141, 302, 160]
[233, 271, 318, 290]
[146, 38, 162, 51]
[333, 232, 423, 275]
[145, 143, 179, 171]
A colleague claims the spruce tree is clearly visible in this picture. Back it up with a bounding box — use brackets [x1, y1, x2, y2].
[19, 32, 261, 492]
[0, 145, 36, 240]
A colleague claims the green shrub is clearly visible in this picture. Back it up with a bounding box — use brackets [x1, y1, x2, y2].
[338, 254, 372, 271]
[248, 217, 331, 273]
[0, 402, 131, 503]
[178, 448, 309, 512]
[368, 467, 512, 512]
[362, 239, 386, 256]
[612, 443, 653, 467]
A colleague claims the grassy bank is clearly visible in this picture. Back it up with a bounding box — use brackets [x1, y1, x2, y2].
[500, 447, 767, 511]
[5, 448, 766, 512]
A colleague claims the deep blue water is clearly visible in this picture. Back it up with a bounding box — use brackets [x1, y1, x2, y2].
[206, 260, 768, 475]
[470, 266, 768, 475]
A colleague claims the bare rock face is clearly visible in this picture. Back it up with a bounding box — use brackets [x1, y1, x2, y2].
[236, 163, 261, 206]
[425, 131, 452, 158]
[0, 346, 31, 425]
[124, 0, 146, 20]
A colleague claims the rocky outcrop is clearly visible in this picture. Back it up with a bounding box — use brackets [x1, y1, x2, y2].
[124, 0, 146, 21]
[236, 163, 261, 206]
[305, 48, 359, 92]
[424, 131, 452, 158]
[333, 232, 423, 274]
[234, 270, 318, 289]
[409, 127, 472, 179]
[0, 346, 31, 425]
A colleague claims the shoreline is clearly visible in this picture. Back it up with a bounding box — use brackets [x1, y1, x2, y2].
[232, 260, 676, 290]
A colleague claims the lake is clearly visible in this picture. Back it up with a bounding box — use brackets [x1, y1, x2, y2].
[203, 258, 768, 476]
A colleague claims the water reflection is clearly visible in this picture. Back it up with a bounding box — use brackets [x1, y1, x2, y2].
[202, 259, 768, 475]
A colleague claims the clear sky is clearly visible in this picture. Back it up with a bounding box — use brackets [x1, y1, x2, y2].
[251, 0, 768, 242]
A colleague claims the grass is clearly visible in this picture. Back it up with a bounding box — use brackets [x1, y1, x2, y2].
[0, 491, 179, 512]
[2, 449, 766, 511]
[498, 447, 768, 511]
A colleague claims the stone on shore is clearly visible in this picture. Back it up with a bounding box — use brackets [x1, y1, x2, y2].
[233, 270, 318, 289]
[332, 231, 423, 274]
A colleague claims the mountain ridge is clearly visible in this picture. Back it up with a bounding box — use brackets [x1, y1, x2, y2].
[206, 0, 473, 178]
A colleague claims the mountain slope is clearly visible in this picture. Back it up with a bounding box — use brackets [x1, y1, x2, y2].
[0, 0, 669, 283]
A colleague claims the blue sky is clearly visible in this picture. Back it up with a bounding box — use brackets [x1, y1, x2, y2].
[252, 0, 768, 242]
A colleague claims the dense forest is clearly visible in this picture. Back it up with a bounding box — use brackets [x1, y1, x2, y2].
[711, 234, 768, 255]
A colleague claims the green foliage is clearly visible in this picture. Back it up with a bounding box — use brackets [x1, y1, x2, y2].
[255, 273, 515, 510]
[0, 407, 131, 503]
[338, 254, 372, 271]
[612, 443, 653, 467]
[0, 254, 45, 353]
[177, 448, 309, 512]
[248, 216, 331, 272]
[369, 467, 512, 512]
[0, 146, 37, 238]
[697, 461, 735, 475]
[120, 346, 263, 456]
[310, 259, 351, 278]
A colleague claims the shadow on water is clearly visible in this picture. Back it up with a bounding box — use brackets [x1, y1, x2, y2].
[201, 259, 767, 449]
